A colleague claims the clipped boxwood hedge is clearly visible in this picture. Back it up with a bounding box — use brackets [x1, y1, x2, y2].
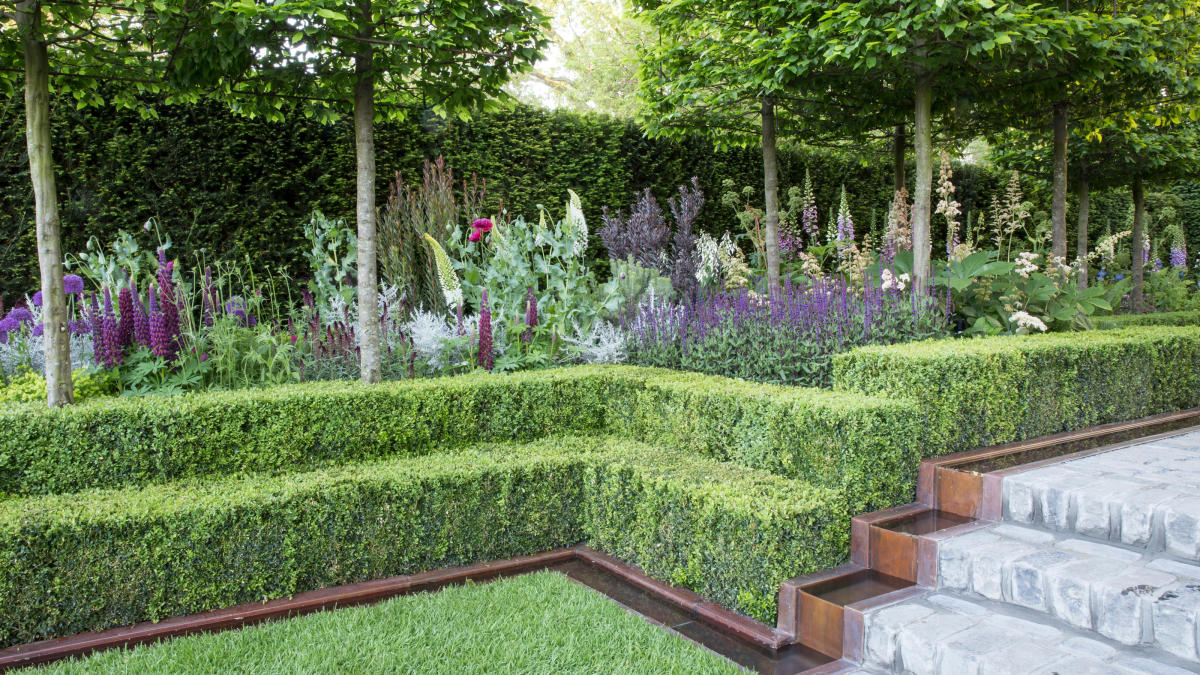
[833, 326, 1200, 455]
[0, 366, 922, 517]
[1094, 310, 1200, 330]
[0, 436, 845, 645]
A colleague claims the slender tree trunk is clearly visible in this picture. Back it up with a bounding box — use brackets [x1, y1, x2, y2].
[761, 96, 780, 292]
[1076, 172, 1089, 289]
[912, 72, 933, 289]
[354, 5, 381, 383]
[1051, 103, 1069, 261]
[18, 1, 72, 407]
[893, 124, 906, 193]
[1132, 178, 1145, 314]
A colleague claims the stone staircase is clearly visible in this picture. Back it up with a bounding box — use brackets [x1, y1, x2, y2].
[843, 431, 1200, 674]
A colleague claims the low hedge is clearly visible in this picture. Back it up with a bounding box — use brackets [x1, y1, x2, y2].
[833, 326, 1200, 455]
[0, 366, 921, 515]
[609, 370, 924, 515]
[1093, 310, 1200, 330]
[0, 436, 845, 645]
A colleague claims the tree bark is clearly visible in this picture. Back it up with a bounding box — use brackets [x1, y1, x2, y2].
[18, 0, 73, 407]
[761, 96, 780, 292]
[354, 2, 381, 383]
[1132, 178, 1145, 314]
[912, 71, 933, 289]
[893, 124, 906, 193]
[1076, 172, 1089, 289]
[1051, 102, 1069, 261]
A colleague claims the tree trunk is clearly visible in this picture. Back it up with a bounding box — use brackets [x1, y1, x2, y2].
[354, 6, 381, 383]
[1076, 172, 1089, 289]
[893, 124, 906, 193]
[1051, 102, 1069, 261]
[761, 96, 780, 292]
[1132, 178, 1145, 314]
[18, 0, 73, 407]
[912, 71, 933, 289]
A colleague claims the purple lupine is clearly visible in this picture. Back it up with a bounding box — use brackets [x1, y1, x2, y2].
[100, 287, 123, 367]
[147, 285, 176, 360]
[131, 285, 151, 347]
[521, 287, 538, 343]
[478, 289, 494, 371]
[156, 250, 181, 351]
[88, 293, 103, 359]
[117, 286, 134, 348]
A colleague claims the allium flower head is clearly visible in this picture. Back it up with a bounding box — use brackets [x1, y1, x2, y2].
[62, 274, 84, 294]
[32, 291, 42, 307]
[7, 307, 33, 325]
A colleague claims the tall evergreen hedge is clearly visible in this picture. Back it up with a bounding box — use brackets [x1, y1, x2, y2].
[2, 96, 1035, 298]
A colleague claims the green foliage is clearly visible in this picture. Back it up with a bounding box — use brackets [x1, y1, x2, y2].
[301, 211, 357, 314]
[0, 436, 846, 643]
[834, 326, 1200, 455]
[1094, 310, 1200, 330]
[938, 250, 1111, 334]
[609, 256, 672, 318]
[0, 368, 115, 407]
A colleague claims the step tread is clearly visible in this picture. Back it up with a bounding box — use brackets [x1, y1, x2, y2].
[937, 522, 1200, 662]
[860, 589, 1200, 674]
[1003, 430, 1200, 561]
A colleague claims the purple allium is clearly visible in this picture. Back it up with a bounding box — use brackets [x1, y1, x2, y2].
[32, 322, 44, 337]
[478, 289, 493, 371]
[117, 286, 134, 347]
[32, 290, 43, 307]
[62, 274, 84, 295]
[0, 317, 21, 334]
[7, 307, 33, 325]
[522, 286, 538, 343]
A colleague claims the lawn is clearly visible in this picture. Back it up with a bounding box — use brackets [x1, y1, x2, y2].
[35, 572, 742, 675]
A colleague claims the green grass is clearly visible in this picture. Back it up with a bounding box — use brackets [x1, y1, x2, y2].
[36, 572, 743, 674]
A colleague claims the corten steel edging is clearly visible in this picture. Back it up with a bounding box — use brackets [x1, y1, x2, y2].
[0, 545, 799, 673]
[917, 408, 1200, 496]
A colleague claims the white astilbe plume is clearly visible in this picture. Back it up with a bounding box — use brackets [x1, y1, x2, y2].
[423, 234, 462, 309]
[562, 320, 626, 364]
[566, 189, 588, 257]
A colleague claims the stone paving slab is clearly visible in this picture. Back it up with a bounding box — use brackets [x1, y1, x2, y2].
[938, 522, 1200, 659]
[855, 591, 1200, 674]
[1003, 430, 1200, 560]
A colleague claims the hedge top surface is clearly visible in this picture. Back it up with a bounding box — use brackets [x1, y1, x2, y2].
[0, 435, 839, 530]
[834, 325, 1200, 362]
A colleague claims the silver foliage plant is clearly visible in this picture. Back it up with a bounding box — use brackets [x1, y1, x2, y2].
[562, 320, 626, 364]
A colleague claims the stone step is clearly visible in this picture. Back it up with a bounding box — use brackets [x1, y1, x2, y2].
[936, 522, 1200, 663]
[857, 590, 1200, 674]
[1003, 432, 1200, 561]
